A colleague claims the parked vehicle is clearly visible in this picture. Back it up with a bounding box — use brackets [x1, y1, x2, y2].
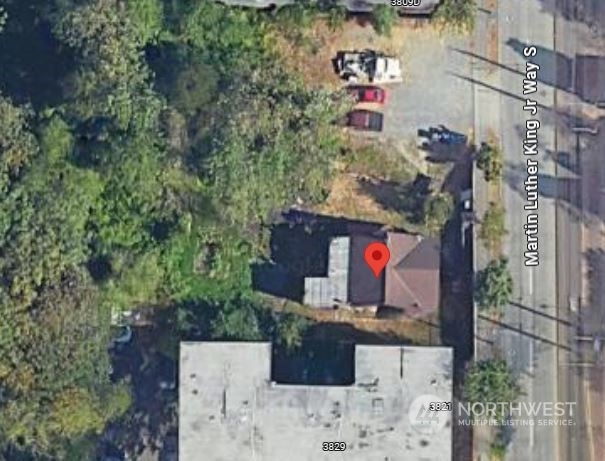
[335, 50, 402, 84]
[347, 85, 386, 104]
[428, 125, 468, 145]
[346, 110, 384, 132]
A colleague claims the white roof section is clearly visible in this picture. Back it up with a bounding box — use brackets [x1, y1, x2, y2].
[373, 57, 403, 84]
[179, 342, 453, 461]
[303, 236, 350, 307]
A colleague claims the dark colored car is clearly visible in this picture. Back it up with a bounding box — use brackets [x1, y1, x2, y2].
[429, 126, 468, 145]
[347, 110, 384, 132]
[347, 85, 386, 104]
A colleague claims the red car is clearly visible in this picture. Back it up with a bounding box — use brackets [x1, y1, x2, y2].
[347, 110, 384, 132]
[347, 85, 386, 104]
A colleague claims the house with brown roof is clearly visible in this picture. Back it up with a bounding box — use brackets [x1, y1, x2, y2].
[384, 232, 440, 317]
[253, 212, 440, 317]
[302, 229, 440, 317]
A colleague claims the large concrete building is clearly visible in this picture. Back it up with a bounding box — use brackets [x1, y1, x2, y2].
[179, 342, 453, 461]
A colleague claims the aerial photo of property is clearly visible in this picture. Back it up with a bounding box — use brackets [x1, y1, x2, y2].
[0, 1, 604, 460]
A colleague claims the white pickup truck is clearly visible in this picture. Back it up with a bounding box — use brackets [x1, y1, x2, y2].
[335, 50, 403, 84]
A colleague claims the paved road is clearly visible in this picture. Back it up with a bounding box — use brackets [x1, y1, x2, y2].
[497, 2, 559, 460]
[473, 1, 605, 460]
[551, 1, 605, 460]
[473, 1, 560, 460]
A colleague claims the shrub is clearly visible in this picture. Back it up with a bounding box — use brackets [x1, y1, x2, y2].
[479, 202, 507, 250]
[434, 0, 477, 32]
[474, 256, 513, 310]
[465, 359, 520, 418]
[423, 192, 454, 236]
[372, 4, 398, 36]
[476, 141, 503, 182]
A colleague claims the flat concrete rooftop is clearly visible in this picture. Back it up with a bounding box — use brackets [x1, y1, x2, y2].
[179, 342, 453, 461]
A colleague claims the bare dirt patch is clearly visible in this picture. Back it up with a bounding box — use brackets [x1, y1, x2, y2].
[315, 173, 405, 227]
[273, 298, 440, 345]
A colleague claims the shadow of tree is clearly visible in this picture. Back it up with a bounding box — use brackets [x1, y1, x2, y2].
[0, 1, 75, 108]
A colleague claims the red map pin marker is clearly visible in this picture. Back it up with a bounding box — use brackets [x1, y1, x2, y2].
[364, 242, 390, 278]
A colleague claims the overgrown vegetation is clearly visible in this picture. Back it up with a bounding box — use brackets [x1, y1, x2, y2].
[423, 192, 454, 236]
[0, 0, 347, 457]
[372, 4, 398, 36]
[434, 0, 478, 32]
[474, 257, 513, 311]
[464, 359, 521, 419]
[479, 202, 507, 251]
[0, 0, 458, 457]
[476, 141, 503, 182]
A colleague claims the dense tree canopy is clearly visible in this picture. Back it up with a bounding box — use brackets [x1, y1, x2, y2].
[206, 73, 349, 230]
[0, 1, 333, 457]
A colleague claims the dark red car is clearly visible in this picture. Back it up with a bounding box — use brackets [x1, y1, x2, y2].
[347, 85, 386, 104]
[346, 110, 384, 132]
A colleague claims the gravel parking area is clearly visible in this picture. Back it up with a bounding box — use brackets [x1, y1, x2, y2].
[381, 32, 475, 142]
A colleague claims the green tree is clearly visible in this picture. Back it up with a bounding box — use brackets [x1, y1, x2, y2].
[423, 192, 454, 236]
[104, 251, 165, 311]
[53, 0, 162, 131]
[125, 0, 165, 44]
[474, 257, 513, 310]
[0, 115, 102, 308]
[434, 0, 477, 32]
[479, 202, 507, 250]
[206, 72, 350, 231]
[169, 60, 219, 116]
[210, 297, 264, 341]
[275, 312, 310, 350]
[465, 359, 520, 418]
[372, 4, 398, 36]
[0, 95, 37, 193]
[476, 141, 503, 182]
[181, 2, 271, 75]
[0, 269, 130, 456]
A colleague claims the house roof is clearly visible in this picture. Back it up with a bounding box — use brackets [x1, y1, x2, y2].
[303, 236, 350, 307]
[348, 234, 385, 306]
[179, 341, 453, 461]
[385, 232, 440, 316]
